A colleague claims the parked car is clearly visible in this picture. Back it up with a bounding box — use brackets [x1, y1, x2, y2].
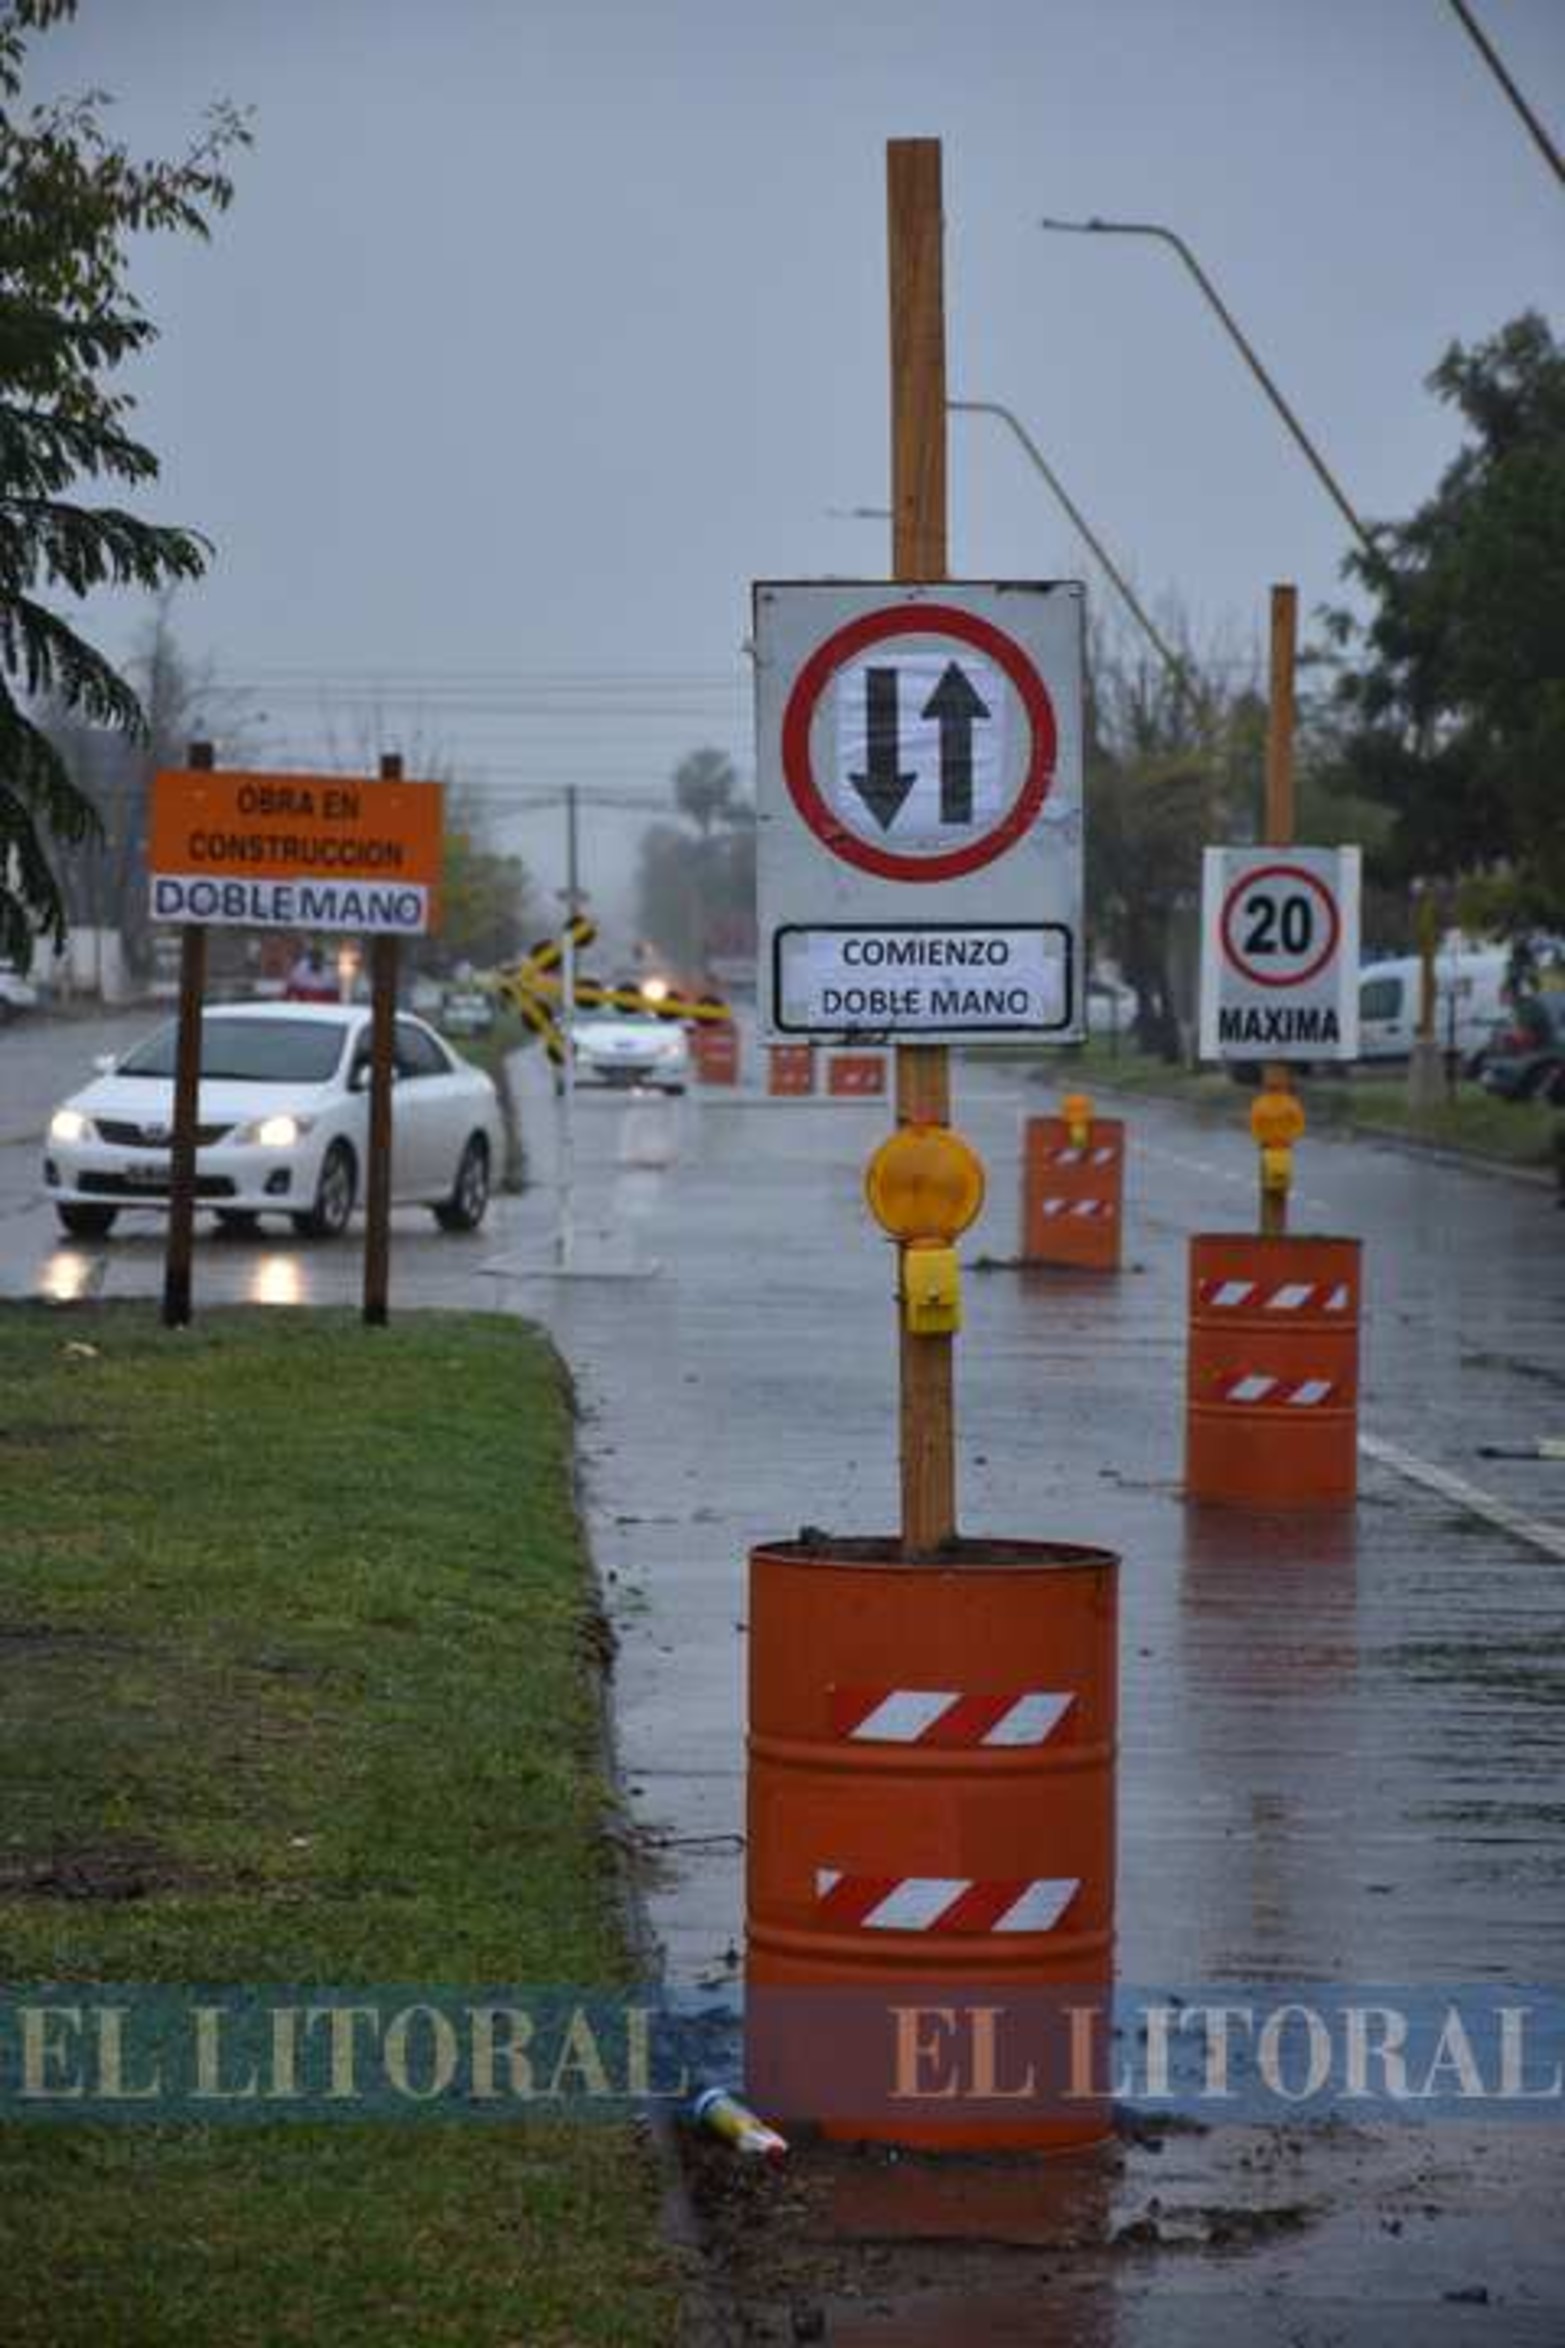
[43, 1001, 503, 1240]
[1086, 976, 1137, 1039]
[1356, 947, 1511, 1070]
[1479, 994, 1565, 1103]
[0, 961, 39, 1020]
[572, 1008, 689, 1093]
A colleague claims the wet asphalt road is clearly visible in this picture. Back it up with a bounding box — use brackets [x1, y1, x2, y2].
[3, 1009, 1563, 2339]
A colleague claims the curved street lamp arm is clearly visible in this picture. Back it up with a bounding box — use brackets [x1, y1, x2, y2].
[1038, 215, 1375, 556]
[948, 395, 1206, 716]
[1446, 0, 1565, 189]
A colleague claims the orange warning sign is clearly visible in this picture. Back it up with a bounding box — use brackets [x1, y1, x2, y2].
[149, 769, 444, 935]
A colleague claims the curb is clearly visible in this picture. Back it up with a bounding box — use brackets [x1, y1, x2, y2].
[547, 1337, 734, 2346]
[1035, 1071, 1557, 1192]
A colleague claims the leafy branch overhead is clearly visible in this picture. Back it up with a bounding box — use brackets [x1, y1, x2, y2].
[1322, 311, 1565, 930]
[0, 0, 250, 965]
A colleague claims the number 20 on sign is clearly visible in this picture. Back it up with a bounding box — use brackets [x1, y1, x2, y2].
[1199, 846, 1361, 1062]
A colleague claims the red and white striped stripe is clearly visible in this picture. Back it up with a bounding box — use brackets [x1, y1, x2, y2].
[815, 1869, 1079, 1935]
[1047, 1144, 1119, 1168]
[829, 1686, 1074, 1747]
[1199, 1278, 1352, 1315]
[1039, 1197, 1111, 1220]
[1214, 1372, 1339, 1408]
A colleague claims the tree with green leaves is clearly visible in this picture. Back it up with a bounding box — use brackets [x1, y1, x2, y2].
[0, 0, 249, 967]
[1323, 311, 1565, 932]
[637, 748, 755, 973]
[672, 746, 737, 838]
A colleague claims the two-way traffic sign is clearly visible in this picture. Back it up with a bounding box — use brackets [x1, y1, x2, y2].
[754, 582, 1084, 1041]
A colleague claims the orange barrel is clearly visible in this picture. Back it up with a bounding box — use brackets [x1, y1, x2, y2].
[691, 1020, 739, 1086]
[827, 1052, 886, 1098]
[1020, 1116, 1125, 1270]
[1185, 1233, 1362, 1508]
[768, 1044, 816, 1097]
[746, 1536, 1117, 2151]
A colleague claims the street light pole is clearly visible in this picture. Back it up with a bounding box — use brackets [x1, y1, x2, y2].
[1038, 215, 1375, 557]
[949, 395, 1205, 713]
[559, 781, 581, 1272]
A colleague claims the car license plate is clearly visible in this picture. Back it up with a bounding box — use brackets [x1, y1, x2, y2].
[123, 1161, 169, 1187]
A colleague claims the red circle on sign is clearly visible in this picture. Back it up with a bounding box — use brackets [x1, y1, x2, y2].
[1220, 863, 1341, 989]
[780, 602, 1058, 883]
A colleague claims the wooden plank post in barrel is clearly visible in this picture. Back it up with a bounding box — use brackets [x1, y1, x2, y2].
[887, 136, 956, 1558]
[1259, 584, 1298, 1238]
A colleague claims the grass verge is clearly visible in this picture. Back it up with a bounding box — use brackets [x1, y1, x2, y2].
[1012, 1041, 1561, 1172]
[0, 1302, 679, 2347]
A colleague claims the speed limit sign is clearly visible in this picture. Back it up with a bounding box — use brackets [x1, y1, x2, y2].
[1199, 846, 1360, 1061]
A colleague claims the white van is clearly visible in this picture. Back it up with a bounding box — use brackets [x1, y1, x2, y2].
[1356, 945, 1511, 1067]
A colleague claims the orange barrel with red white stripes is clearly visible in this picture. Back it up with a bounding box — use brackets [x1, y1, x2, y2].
[1185, 1234, 1362, 1508]
[768, 1044, 816, 1097]
[1020, 1116, 1124, 1270]
[745, 1537, 1117, 2151]
[690, 1020, 739, 1086]
[827, 1052, 886, 1098]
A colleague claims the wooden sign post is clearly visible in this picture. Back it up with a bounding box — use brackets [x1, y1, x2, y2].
[887, 138, 956, 1556]
[361, 752, 402, 1327]
[1260, 582, 1297, 1239]
[161, 737, 213, 1329]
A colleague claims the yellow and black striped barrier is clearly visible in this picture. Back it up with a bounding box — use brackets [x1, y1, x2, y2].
[483, 928, 735, 1067]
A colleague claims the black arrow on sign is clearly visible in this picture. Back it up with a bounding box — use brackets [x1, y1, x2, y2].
[848, 667, 917, 831]
[922, 661, 991, 825]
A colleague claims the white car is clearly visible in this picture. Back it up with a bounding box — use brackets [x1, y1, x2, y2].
[0, 962, 39, 1020]
[572, 1010, 689, 1093]
[1086, 976, 1137, 1038]
[43, 1001, 504, 1242]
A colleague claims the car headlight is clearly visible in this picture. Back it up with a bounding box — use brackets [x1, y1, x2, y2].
[235, 1113, 313, 1149]
[49, 1108, 92, 1144]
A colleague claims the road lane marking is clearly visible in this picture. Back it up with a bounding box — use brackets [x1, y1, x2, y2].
[1359, 1431, 1565, 1563]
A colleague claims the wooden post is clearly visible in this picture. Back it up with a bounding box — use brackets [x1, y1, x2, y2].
[362, 753, 401, 1326]
[888, 137, 956, 1556]
[161, 739, 212, 1329]
[1260, 583, 1296, 1239]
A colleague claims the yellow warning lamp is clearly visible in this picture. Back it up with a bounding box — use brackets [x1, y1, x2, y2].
[1061, 1090, 1093, 1149]
[903, 1239, 962, 1335]
[865, 1122, 986, 1244]
[1250, 1087, 1306, 1194]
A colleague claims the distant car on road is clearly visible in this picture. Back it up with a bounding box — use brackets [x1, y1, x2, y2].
[572, 1008, 689, 1093]
[43, 1001, 503, 1241]
[440, 986, 495, 1038]
[1479, 994, 1565, 1104]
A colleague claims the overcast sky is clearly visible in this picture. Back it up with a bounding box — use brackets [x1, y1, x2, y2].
[45, 0, 1563, 922]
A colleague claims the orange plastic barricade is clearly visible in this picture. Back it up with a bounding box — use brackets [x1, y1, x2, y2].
[826, 1053, 886, 1098]
[690, 1021, 739, 1086]
[768, 1045, 816, 1097]
[1020, 1116, 1124, 1270]
[746, 1536, 1118, 2151]
[1185, 1234, 1361, 1507]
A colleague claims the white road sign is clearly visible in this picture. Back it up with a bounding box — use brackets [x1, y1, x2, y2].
[753, 581, 1084, 1042]
[1199, 846, 1362, 1061]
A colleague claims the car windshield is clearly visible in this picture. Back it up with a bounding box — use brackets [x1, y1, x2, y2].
[117, 1017, 350, 1084]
